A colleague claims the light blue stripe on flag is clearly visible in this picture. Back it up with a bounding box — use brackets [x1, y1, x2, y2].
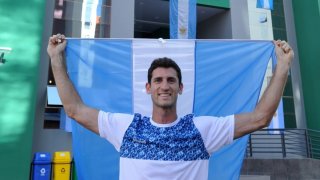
[257, 0, 274, 10]
[170, 0, 197, 39]
[195, 40, 275, 179]
[65, 39, 276, 179]
[66, 39, 132, 180]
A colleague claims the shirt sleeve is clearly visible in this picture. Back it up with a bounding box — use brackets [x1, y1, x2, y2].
[193, 115, 234, 154]
[98, 110, 134, 151]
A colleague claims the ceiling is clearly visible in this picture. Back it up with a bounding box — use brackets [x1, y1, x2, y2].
[134, 0, 227, 34]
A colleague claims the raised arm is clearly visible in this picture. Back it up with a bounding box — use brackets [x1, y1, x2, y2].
[47, 34, 99, 134]
[234, 40, 294, 139]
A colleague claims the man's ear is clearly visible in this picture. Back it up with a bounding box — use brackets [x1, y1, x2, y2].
[179, 83, 183, 95]
[146, 83, 151, 94]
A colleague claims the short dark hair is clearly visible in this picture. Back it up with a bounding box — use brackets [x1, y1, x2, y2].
[147, 57, 182, 85]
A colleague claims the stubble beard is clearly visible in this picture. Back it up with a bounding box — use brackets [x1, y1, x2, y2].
[152, 97, 177, 110]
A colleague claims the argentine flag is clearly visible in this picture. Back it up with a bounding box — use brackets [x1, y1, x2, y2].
[170, 0, 197, 39]
[65, 39, 276, 179]
[257, 0, 274, 10]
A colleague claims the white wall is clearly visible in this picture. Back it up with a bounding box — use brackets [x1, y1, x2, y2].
[247, 0, 274, 40]
[110, 0, 134, 38]
[230, 0, 250, 39]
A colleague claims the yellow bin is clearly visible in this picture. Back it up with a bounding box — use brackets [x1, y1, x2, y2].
[52, 151, 71, 180]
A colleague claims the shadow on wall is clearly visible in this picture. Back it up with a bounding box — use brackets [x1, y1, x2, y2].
[0, 0, 45, 179]
[0, 63, 38, 143]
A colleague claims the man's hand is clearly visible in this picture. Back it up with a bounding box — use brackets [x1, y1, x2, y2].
[273, 40, 294, 69]
[47, 34, 67, 59]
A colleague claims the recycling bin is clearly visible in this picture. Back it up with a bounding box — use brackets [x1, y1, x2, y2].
[52, 151, 71, 180]
[72, 161, 77, 180]
[32, 152, 52, 180]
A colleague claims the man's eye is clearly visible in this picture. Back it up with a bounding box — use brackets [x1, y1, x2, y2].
[168, 78, 176, 83]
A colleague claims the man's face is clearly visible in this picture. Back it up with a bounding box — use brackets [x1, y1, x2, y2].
[146, 67, 183, 109]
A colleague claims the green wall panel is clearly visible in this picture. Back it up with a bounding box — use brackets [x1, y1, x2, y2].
[292, 0, 320, 130]
[0, 0, 45, 179]
[197, 0, 229, 8]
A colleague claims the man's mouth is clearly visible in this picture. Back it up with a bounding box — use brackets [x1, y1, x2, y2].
[158, 93, 171, 97]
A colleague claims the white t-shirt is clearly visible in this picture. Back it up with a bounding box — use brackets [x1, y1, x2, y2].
[98, 111, 234, 180]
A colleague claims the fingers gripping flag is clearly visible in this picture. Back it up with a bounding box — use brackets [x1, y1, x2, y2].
[65, 39, 275, 180]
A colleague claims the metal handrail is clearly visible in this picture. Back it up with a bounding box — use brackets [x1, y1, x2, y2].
[246, 128, 320, 159]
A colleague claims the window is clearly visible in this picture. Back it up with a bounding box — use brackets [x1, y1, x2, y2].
[44, 0, 112, 129]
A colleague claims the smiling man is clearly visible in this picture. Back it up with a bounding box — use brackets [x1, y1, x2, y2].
[47, 34, 294, 180]
[146, 58, 183, 123]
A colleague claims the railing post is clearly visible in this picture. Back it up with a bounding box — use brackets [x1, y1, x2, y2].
[281, 131, 286, 158]
[249, 134, 253, 157]
[305, 129, 311, 158]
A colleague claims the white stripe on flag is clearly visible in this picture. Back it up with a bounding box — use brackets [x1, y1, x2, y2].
[78, 41, 94, 88]
[178, 0, 189, 39]
[132, 39, 195, 117]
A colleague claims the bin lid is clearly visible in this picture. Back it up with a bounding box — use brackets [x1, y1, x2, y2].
[33, 152, 52, 164]
[53, 151, 71, 163]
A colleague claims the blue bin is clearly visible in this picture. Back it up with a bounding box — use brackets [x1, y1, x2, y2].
[32, 152, 52, 180]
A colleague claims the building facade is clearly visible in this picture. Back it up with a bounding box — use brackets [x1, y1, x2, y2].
[0, 0, 319, 179]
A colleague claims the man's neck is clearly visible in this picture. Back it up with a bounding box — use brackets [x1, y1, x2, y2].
[152, 107, 178, 124]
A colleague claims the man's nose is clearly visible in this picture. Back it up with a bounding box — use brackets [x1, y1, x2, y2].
[160, 81, 170, 89]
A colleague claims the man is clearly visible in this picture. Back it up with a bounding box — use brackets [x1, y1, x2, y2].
[47, 34, 294, 179]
